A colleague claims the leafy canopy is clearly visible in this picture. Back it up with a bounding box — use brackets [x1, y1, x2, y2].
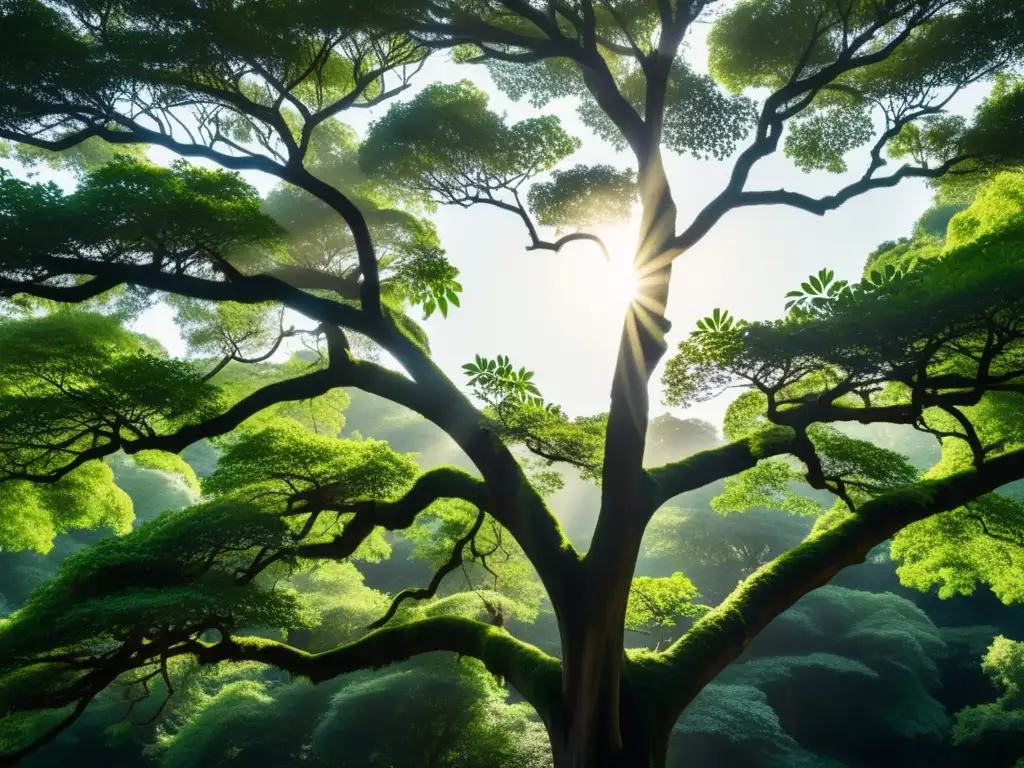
[361, 81, 580, 209]
[1, 0, 1024, 764]
[664, 170, 1024, 603]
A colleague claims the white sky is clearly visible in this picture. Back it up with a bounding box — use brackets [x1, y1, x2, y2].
[8, 34, 987, 433]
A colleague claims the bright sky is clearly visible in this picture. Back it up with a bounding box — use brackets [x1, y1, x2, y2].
[7, 35, 986, 433]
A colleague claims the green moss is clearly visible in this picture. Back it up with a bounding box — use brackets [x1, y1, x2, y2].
[479, 626, 563, 724]
[747, 426, 797, 459]
[622, 650, 682, 734]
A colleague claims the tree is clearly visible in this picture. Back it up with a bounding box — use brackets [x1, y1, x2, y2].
[148, 656, 551, 768]
[671, 586, 949, 767]
[952, 634, 1024, 766]
[1, 1, 1024, 766]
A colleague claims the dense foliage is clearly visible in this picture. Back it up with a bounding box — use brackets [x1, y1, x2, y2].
[1, 1, 1024, 767]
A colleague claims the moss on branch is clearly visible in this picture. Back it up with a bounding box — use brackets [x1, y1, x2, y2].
[292, 466, 488, 561]
[645, 426, 796, 509]
[192, 615, 563, 726]
[657, 445, 1024, 721]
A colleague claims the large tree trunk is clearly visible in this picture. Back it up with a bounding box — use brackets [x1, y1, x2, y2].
[548, 525, 672, 768]
[550, 732, 666, 768]
[541, 151, 680, 768]
[548, 637, 672, 768]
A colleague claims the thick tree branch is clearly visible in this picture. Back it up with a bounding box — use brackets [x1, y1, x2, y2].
[1, 259, 370, 335]
[4, 345, 451, 486]
[733, 157, 969, 216]
[269, 265, 361, 300]
[190, 616, 563, 726]
[0, 121, 384, 316]
[2, 255, 582, 607]
[645, 427, 798, 511]
[658, 444, 1024, 721]
[289, 468, 488, 563]
[4, 364, 348, 484]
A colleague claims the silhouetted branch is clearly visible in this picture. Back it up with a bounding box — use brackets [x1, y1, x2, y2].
[368, 510, 487, 629]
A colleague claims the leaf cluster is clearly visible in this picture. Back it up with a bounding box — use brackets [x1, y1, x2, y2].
[361, 81, 580, 206]
[0, 0, 425, 158]
[952, 635, 1024, 760]
[527, 163, 637, 232]
[0, 312, 222, 479]
[0, 500, 310, 675]
[625, 572, 709, 636]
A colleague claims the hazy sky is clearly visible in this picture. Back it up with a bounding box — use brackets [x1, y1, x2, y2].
[6, 35, 985, 433]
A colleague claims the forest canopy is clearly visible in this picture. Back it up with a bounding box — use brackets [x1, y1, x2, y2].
[1, 0, 1024, 767]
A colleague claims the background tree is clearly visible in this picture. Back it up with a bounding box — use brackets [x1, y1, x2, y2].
[1, 1, 1024, 767]
[671, 586, 949, 767]
[952, 635, 1024, 765]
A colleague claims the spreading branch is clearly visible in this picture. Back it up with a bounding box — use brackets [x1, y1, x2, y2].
[732, 157, 969, 217]
[1, 251, 581, 603]
[190, 615, 563, 725]
[645, 427, 798, 511]
[660, 444, 1024, 720]
[668, 0, 973, 253]
[288, 468, 488, 564]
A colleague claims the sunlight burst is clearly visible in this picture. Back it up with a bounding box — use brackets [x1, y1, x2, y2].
[600, 255, 640, 311]
[588, 222, 641, 314]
